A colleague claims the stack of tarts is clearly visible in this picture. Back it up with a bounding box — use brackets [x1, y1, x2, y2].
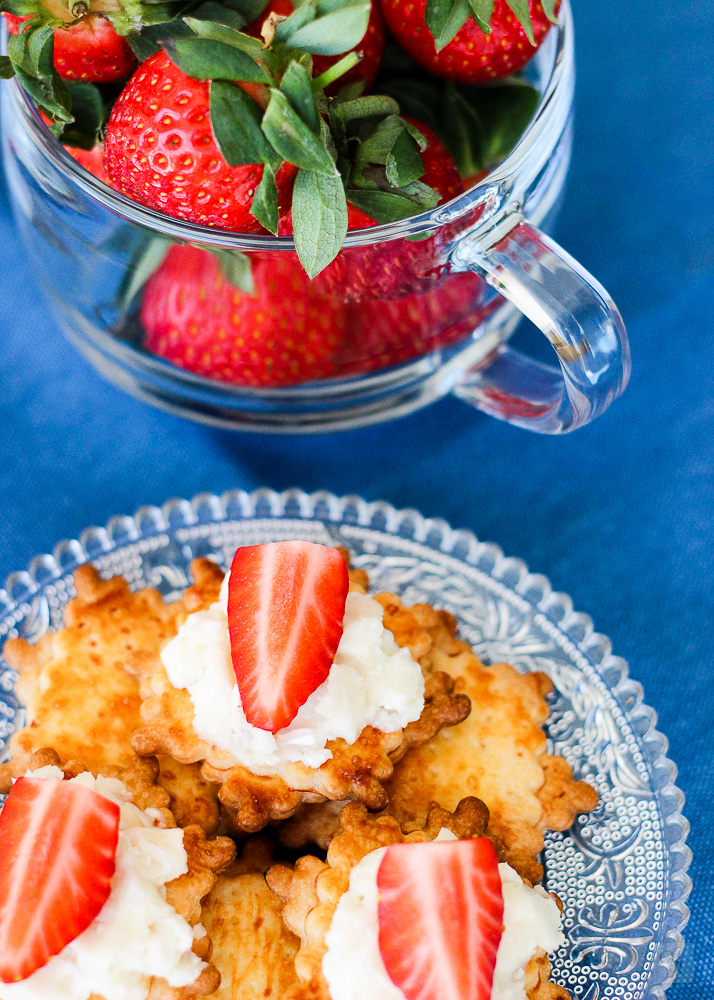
[0, 541, 598, 1000]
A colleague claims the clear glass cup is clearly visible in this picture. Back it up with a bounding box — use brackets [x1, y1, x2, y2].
[1, 0, 629, 433]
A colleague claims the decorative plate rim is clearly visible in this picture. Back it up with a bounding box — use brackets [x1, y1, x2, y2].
[0, 487, 692, 998]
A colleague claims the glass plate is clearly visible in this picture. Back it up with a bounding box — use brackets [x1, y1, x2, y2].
[0, 489, 691, 1000]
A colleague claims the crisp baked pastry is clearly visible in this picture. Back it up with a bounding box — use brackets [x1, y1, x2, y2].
[0, 564, 220, 833]
[0, 542, 596, 1000]
[200, 839, 300, 999]
[280, 593, 597, 884]
[129, 556, 470, 833]
[267, 801, 569, 1000]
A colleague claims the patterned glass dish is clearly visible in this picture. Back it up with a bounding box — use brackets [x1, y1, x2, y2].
[0, 489, 690, 999]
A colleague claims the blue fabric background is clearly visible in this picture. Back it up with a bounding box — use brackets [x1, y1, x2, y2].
[0, 1, 711, 993]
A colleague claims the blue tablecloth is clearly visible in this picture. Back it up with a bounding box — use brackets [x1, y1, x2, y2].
[1, 1, 711, 993]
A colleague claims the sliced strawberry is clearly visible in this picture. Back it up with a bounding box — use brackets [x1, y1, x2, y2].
[228, 541, 349, 733]
[0, 776, 120, 983]
[377, 838, 504, 1000]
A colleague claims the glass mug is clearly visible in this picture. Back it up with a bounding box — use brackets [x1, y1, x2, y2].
[1, 0, 629, 433]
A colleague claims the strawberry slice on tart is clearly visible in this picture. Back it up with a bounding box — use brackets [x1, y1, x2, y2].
[0, 776, 120, 983]
[228, 541, 350, 733]
[130, 550, 469, 834]
[377, 838, 504, 1000]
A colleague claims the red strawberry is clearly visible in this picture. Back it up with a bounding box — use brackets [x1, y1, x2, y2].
[104, 51, 297, 233]
[342, 271, 488, 373]
[377, 838, 504, 1000]
[227, 542, 349, 733]
[65, 144, 111, 184]
[280, 118, 464, 302]
[4, 13, 136, 83]
[379, 0, 559, 85]
[0, 776, 120, 983]
[141, 244, 346, 386]
[247, 0, 385, 92]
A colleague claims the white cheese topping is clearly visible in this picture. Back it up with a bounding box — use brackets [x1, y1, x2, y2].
[0, 766, 205, 1000]
[161, 574, 425, 771]
[322, 830, 565, 1000]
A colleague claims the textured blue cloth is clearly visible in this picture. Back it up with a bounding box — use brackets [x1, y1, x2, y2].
[0, 1, 711, 993]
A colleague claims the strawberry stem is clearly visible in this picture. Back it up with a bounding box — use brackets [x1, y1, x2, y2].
[311, 51, 360, 93]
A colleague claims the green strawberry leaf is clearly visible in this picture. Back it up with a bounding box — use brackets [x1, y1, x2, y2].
[182, 16, 272, 65]
[402, 118, 427, 151]
[126, 30, 160, 60]
[7, 25, 72, 122]
[346, 182, 440, 223]
[210, 248, 255, 292]
[275, 0, 370, 56]
[330, 94, 400, 124]
[280, 60, 320, 133]
[353, 115, 425, 188]
[385, 124, 425, 186]
[424, 0, 471, 51]
[105, 0, 189, 38]
[291, 166, 348, 278]
[504, 0, 534, 44]
[0, 56, 15, 79]
[119, 235, 172, 314]
[333, 79, 366, 101]
[426, 0, 541, 45]
[440, 82, 486, 175]
[541, 0, 558, 21]
[465, 0, 494, 33]
[163, 35, 270, 81]
[472, 78, 540, 166]
[125, 14, 195, 60]
[59, 81, 106, 149]
[262, 89, 337, 175]
[186, 2, 248, 28]
[209, 79, 279, 164]
[219, 0, 268, 22]
[250, 162, 279, 233]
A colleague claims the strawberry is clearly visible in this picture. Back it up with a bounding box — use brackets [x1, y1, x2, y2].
[377, 838, 504, 1000]
[227, 541, 349, 733]
[65, 143, 110, 183]
[103, 51, 297, 233]
[0, 776, 120, 983]
[140, 244, 346, 386]
[3, 13, 135, 83]
[342, 271, 488, 372]
[246, 0, 386, 92]
[282, 118, 464, 301]
[379, 0, 559, 85]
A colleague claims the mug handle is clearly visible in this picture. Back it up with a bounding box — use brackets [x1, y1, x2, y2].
[449, 209, 631, 433]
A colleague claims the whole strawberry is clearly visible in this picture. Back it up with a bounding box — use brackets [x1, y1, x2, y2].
[3, 13, 135, 82]
[104, 51, 296, 233]
[247, 0, 386, 92]
[140, 245, 346, 386]
[284, 118, 464, 301]
[379, 0, 559, 84]
[342, 271, 487, 372]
